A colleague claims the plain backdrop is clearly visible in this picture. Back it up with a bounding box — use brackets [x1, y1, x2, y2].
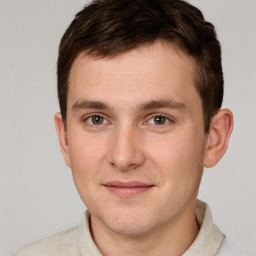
[0, 0, 255, 255]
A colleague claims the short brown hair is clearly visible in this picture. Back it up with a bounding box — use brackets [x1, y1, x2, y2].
[57, 0, 223, 132]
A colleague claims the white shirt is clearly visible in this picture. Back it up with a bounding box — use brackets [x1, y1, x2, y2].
[12, 200, 227, 256]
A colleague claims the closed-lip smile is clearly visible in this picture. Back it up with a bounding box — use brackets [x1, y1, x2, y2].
[103, 181, 154, 197]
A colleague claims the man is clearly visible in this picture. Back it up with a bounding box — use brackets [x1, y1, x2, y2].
[13, 0, 233, 255]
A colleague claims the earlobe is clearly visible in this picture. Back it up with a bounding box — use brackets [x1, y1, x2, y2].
[54, 112, 71, 167]
[203, 109, 234, 168]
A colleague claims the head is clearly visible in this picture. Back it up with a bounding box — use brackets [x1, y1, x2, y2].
[57, 0, 224, 132]
[55, 0, 233, 240]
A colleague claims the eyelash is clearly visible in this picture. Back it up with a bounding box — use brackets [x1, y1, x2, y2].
[82, 113, 173, 127]
[146, 114, 173, 126]
[83, 113, 110, 125]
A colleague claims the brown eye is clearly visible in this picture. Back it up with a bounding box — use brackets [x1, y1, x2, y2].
[86, 115, 106, 125]
[153, 115, 167, 125]
[92, 115, 104, 124]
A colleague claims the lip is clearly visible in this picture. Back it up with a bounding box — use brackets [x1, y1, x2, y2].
[103, 181, 154, 197]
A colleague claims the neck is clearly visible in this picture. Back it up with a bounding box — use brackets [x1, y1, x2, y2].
[90, 200, 199, 256]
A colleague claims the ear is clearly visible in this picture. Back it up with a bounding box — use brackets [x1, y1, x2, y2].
[203, 109, 234, 167]
[54, 112, 71, 167]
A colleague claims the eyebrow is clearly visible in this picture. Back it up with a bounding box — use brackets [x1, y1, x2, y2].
[72, 100, 111, 111]
[71, 99, 186, 112]
[139, 99, 186, 111]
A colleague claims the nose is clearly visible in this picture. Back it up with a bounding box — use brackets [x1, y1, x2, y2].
[107, 125, 145, 171]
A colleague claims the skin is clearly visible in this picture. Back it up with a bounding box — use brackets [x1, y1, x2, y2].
[55, 41, 233, 256]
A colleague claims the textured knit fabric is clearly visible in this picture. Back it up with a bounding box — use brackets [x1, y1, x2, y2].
[12, 200, 225, 256]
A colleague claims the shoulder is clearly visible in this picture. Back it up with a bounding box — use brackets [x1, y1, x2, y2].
[12, 226, 80, 256]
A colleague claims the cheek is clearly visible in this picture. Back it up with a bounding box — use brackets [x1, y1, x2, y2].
[146, 131, 205, 185]
[67, 134, 106, 210]
[68, 132, 106, 168]
[67, 132, 107, 194]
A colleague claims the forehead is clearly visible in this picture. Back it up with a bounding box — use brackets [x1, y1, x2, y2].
[71, 42, 195, 77]
[67, 41, 199, 109]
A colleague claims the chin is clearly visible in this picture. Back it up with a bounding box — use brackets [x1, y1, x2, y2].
[102, 207, 157, 236]
[109, 220, 153, 237]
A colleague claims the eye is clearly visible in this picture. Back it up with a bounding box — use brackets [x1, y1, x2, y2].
[85, 114, 107, 125]
[147, 115, 170, 126]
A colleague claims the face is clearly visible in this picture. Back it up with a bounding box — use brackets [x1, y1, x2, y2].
[58, 42, 208, 236]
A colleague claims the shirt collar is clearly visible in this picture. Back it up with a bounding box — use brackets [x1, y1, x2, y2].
[183, 200, 225, 255]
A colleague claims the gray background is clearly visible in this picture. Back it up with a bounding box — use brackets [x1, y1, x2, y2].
[0, 0, 255, 255]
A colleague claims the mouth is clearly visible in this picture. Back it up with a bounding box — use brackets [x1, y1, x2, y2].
[103, 181, 155, 197]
